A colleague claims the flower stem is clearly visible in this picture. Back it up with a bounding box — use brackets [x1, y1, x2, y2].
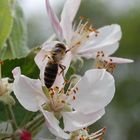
[24, 113, 45, 136]
[19, 112, 36, 127]
[0, 133, 12, 140]
[5, 105, 18, 131]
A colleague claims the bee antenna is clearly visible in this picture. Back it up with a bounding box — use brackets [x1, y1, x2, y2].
[65, 41, 81, 54]
[65, 49, 70, 53]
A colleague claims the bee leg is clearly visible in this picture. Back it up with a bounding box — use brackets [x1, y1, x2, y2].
[59, 64, 70, 84]
[59, 64, 66, 78]
[43, 52, 53, 61]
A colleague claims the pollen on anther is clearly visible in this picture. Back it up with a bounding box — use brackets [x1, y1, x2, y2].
[73, 96, 76, 100]
[73, 89, 77, 94]
[76, 87, 79, 91]
[79, 16, 86, 20]
[61, 100, 65, 104]
[50, 92, 54, 98]
[83, 127, 89, 132]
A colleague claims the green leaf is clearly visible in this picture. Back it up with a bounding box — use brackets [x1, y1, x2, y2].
[1, 49, 39, 78]
[0, 0, 13, 52]
[0, 1, 30, 60]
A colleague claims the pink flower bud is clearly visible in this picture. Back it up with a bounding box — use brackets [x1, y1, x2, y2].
[20, 130, 32, 140]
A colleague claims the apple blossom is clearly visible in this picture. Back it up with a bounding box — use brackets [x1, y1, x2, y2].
[12, 67, 115, 139]
[34, 0, 133, 89]
[39, 0, 133, 65]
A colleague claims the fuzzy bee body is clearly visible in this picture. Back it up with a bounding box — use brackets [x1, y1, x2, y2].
[44, 43, 66, 88]
[44, 62, 58, 88]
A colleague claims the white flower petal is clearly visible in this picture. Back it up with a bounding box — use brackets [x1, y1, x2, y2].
[41, 108, 70, 139]
[78, 24, 122, 58]
[45, 0, 64, 41]
[103, 56, 134, 64]
[69, 69, 115, 114]
[12, 67, 46, 112]
[34, 49, 47, 70]
[78, 42, 119, 59]
[62, 109, 105, 132]
[60, 0, 81, 43]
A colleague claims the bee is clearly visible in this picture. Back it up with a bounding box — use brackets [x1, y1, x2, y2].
[44, 43, 67, 88]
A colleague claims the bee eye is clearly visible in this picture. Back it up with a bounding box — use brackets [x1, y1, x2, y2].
[54, 48, 61, 53]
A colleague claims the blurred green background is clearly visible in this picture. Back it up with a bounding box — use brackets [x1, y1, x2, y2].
[21, 0, 139, 139]
[1, 0, 140, 139]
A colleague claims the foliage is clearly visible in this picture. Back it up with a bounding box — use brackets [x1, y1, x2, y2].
[0, 0, 29, 60]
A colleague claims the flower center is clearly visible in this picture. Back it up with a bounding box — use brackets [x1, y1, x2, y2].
[70, 17, 99, 54]
[42, 84, 79, 114]
[95, 51, 116, 73]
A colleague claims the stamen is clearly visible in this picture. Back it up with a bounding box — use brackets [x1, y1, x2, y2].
[49, 88, 55, 98]
[73, 96, 76, 100]
[76, 87, 79, 91]
[61, 100, 65, 104]
[89, 127, 106, 140]
[70, 16, 99, 53]
[83, 127, 89, 132]
[95, 51, 117, 73]
[54, 86, 59, 93]
[73, 89, 77, 94]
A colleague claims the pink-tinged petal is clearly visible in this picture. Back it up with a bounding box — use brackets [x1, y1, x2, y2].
[12, 67, 46, 112]
[62, 109, 105, 132]
[78, 24, 122, 58]
[69, 69, 115, 114]
[103, 56, 134, 64]
[45, 0, 64, 41]
[40, 108, 70, 139]
[60, 0, 81, 43]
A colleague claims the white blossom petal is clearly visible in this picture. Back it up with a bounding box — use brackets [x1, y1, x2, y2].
[69, 69, 115, 114]
[45, 0, 64, 41]
[78, 24, 122, 58]
[62, 109, 105, 132]
[103, 56, 134, 64]
[41, 108, 70, 139]
[60, 0, 81, 43]
[78, 43, 119, 59]
[12, 67, 46, 112]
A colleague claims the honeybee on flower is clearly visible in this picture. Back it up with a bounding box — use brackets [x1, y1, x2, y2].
[35, 0, 133, 81]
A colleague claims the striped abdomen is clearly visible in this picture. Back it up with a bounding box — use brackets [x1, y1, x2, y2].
[44, 62, 58, 88]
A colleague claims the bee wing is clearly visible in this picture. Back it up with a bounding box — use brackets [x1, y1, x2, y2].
[42, 50, 55, 62]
